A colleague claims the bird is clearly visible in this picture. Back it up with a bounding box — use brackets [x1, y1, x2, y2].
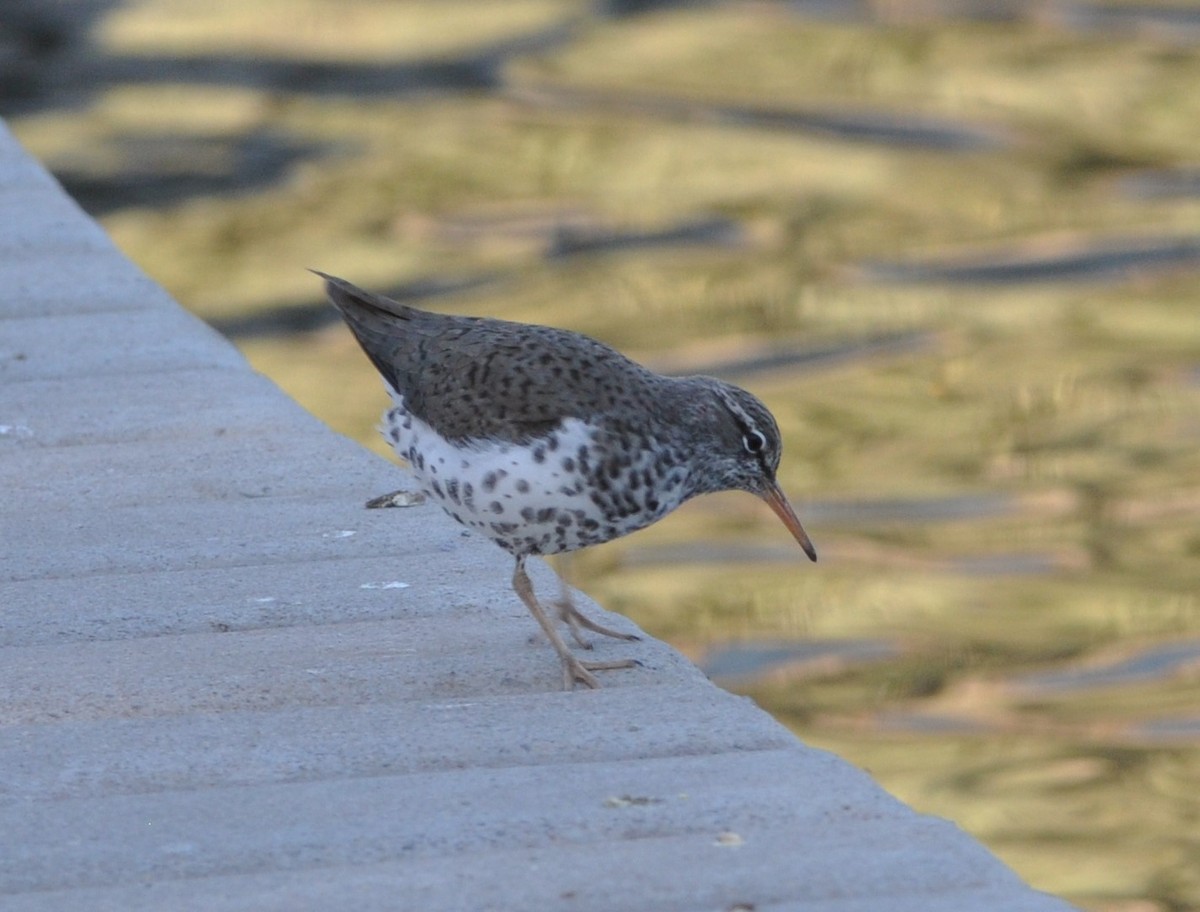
[316, 271, 817, 689]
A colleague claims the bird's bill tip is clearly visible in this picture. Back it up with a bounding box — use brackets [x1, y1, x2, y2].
[761, 482, 817, 562]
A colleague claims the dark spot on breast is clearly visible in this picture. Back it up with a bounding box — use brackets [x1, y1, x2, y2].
[482, 471, 497, 492]
[520, 507, 535, 522]
[561, 457, 575, 473]
[537, 508, 555, 523]
[533, 447, 546, 463]
[490, 501, 504, 514]
[516, 479, 530, 494]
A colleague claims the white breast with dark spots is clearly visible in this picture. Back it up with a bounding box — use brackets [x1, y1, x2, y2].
[379, 394, 690, 556]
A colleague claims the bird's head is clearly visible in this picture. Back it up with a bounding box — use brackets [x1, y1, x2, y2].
[688, 378, 817, 562]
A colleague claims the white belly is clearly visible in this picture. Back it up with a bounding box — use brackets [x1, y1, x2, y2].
[379, 393, 663, 555]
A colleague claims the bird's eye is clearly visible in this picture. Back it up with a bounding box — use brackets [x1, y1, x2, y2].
[743, 429, 767, 454]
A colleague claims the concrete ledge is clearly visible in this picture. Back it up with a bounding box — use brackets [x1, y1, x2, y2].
[0, 118, 1075, 910]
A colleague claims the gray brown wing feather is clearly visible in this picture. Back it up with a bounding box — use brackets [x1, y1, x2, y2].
[317, 272, 667, 443]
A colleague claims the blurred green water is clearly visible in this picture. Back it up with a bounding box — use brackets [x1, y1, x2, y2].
[8, 2, 1200, 908]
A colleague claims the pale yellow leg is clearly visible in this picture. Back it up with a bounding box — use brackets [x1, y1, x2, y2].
[550, 554, 640, 649]
[512, 558, 636, 689]
[556, 590, 641, 648]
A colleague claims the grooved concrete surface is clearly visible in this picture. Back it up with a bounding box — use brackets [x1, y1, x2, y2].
[0, 120, 1075, 911]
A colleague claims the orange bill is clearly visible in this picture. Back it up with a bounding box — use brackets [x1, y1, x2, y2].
[761, 481, 817, 562]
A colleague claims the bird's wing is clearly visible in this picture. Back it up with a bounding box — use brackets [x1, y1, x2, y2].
[317, 272, 661, 444]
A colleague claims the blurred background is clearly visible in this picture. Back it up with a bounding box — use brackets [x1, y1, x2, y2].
[5, 1, 1200, 907]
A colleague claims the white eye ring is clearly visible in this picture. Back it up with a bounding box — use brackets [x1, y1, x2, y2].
[743, 430, 766, 454]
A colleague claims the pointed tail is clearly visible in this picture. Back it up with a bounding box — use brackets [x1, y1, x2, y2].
[311, 270, 418, 393]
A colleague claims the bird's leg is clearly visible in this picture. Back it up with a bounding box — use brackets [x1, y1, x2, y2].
[512, 558, 635, 690]
[550, 555, 640, 649]
[557, 590, 641, 648]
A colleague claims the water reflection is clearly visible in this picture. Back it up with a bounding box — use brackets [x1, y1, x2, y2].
[666, 331, 936, 381]
[787, 0, 1200, 41]
[864, 236, 1200, 285]
[1010, 641, 1200, 695]
[1118, 169, 1200, 201]
[701, 638, 898, 683]
[1134, 716, 1200, 741]
[55, 131, 330, 216]
[872, 711, 993, 734]
[1055, 2, 1200, 41]
[210, 274, 501, 340]
[509, 84, 1005, 150]
[947, 553, 1062, 576]
[547, 215, 744, 258]
[809, 493, 1014, 523]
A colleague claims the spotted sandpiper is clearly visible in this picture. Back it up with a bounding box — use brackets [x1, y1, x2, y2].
[317, 271, 817, 688]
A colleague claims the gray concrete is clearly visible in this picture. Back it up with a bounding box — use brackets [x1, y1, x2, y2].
[0, 118, 1075, 910]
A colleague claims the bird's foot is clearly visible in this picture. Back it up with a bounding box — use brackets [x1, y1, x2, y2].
[554, 597, 640, 649]
[513, 557, 639, 691]
[560, 654, 640, 690]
